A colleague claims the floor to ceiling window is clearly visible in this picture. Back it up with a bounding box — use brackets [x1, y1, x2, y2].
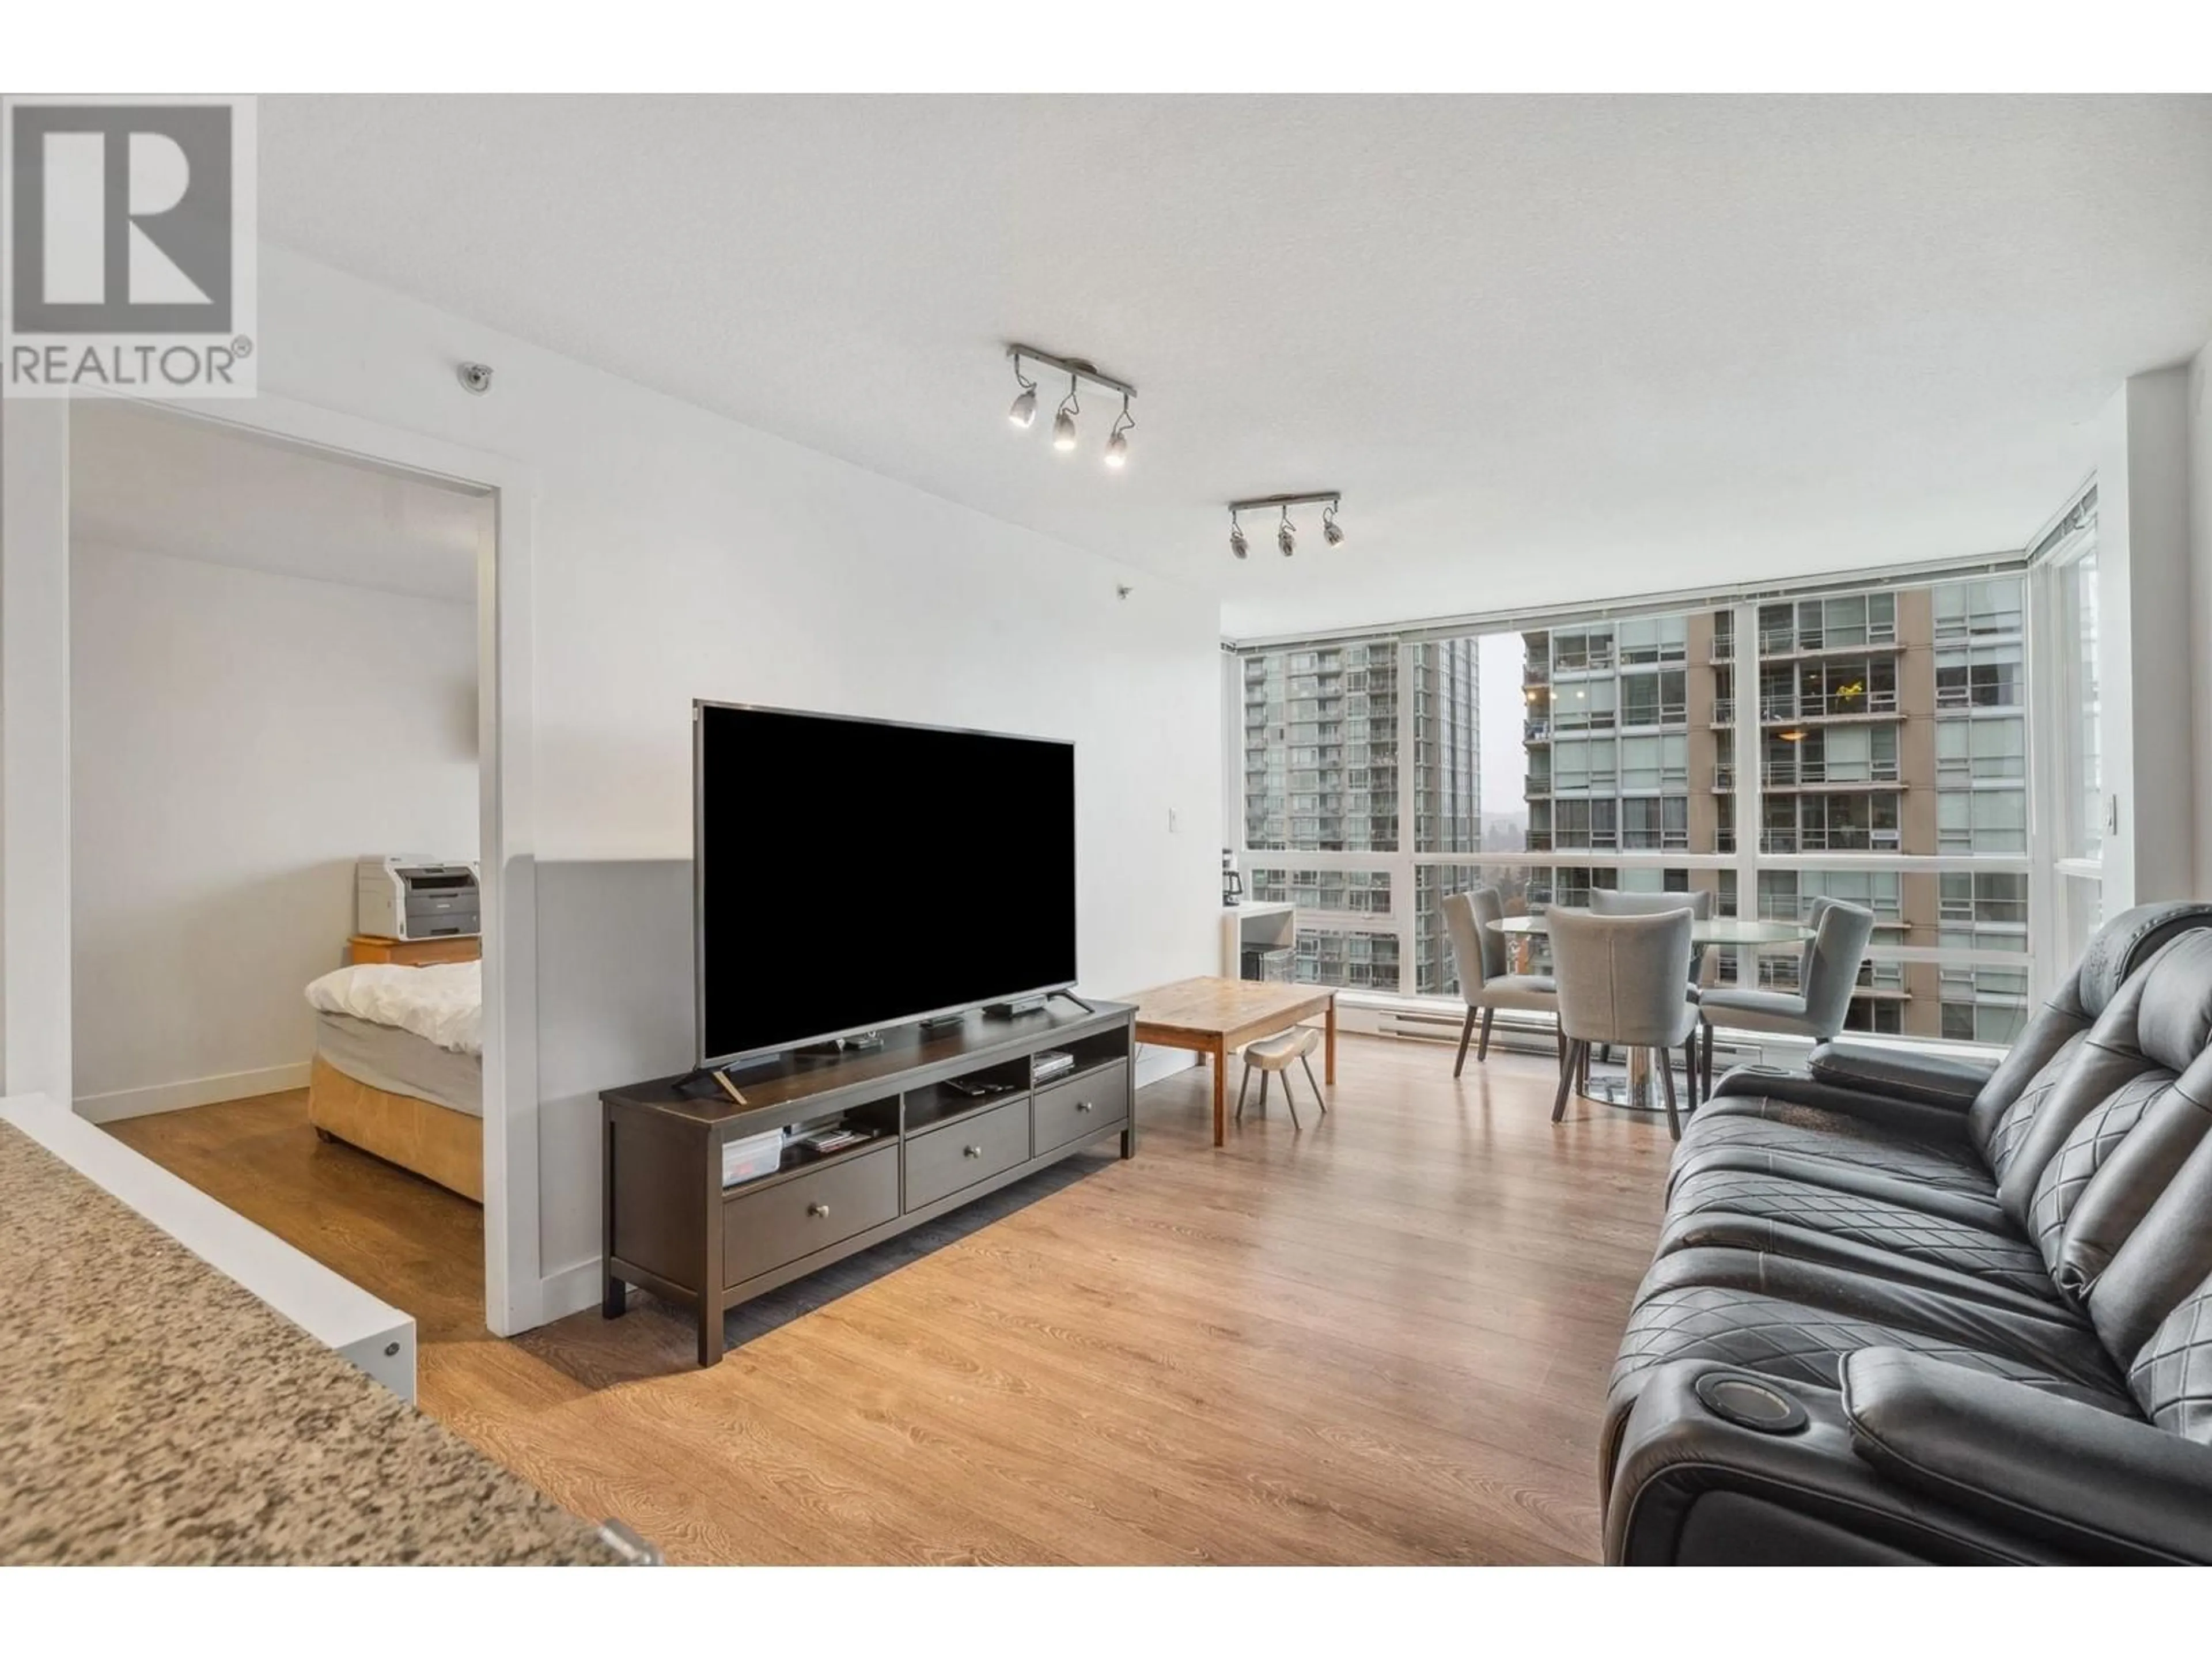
[1236, 554, 2071, 1050]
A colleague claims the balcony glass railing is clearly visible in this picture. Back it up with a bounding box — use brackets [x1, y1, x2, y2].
[1762, 757, 1904, 787]
[1759, 688, 1900, 721]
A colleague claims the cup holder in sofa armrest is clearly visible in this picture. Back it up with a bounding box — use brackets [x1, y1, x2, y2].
[1808, 1041, 1993, 1111]
[1694, 1370, 1810, 1434]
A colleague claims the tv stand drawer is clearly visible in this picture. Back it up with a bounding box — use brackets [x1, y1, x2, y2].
[904, 1098, 1029, 1211]
[1034, 1061, 1128, 1154]
[722, 1144, 898, 1289]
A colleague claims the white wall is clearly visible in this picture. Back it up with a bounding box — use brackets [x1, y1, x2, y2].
[70, 542, 479, 1119]
[2192, 341, 2212, 900]
[2094, 365, 2197, 911]
[244, 248, 1221, 1314]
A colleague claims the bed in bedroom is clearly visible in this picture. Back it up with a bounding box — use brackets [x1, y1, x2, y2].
[302, 961, 483, 1202]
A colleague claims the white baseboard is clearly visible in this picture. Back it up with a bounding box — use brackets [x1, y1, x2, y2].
[74, 1061, 313, 1124]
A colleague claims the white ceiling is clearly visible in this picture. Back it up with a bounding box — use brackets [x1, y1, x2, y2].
[256, 96, 2212, 637]
[69, 401, 488, 604]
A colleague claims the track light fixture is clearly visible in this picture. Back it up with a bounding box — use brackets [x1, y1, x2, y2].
[1052, 376, 1080, 452]
[1004, 345, 1135, 468]
[1225, 493, 1347, 560]
[1104, 395, 1134, 469]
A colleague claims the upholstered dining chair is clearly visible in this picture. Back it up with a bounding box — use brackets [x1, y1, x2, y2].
[1695, 897, 1877, 1096]
[1442, 887, 1560, 1077]
[1588, 888, 1717, 1100]
[1547, 907, 1700, 1140]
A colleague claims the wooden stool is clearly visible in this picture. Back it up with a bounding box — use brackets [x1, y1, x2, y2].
[1236, 1027, 1327, 1130]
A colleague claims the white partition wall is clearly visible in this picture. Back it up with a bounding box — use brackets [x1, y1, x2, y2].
[0, 247, 1224, 1336]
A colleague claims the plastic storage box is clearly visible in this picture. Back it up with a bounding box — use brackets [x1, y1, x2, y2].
[720, 1126, 787, 1188]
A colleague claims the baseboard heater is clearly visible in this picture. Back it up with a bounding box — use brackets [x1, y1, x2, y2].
[1372, 1007, 1771, 1071]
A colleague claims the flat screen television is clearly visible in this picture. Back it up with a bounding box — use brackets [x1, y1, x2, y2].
[695, 701, 1077, 1066]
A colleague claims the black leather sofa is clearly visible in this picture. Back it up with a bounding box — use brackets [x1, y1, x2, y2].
[1600, 902, 2212, 1565]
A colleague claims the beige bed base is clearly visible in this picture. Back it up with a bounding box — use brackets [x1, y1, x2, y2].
[307, 1054, 484, 1203]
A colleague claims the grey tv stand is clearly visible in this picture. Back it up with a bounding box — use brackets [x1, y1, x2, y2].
[599, 999, 1136, 1365]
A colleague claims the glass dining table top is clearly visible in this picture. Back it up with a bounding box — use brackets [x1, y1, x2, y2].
[1485, 908, 1813, 945]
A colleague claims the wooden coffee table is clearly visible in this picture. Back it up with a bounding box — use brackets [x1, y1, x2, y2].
[1127, 976, 1337, 1147]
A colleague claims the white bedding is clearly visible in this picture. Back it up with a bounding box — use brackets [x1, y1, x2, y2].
[305, 961, 482, 1056]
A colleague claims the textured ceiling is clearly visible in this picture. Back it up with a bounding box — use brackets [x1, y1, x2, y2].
[255, 96, 2212, 637]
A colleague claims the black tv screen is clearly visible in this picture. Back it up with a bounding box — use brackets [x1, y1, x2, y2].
[695, 702, 1078, 1065]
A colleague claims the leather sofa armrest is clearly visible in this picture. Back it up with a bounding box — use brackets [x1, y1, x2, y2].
[1842, 1349, 2212, 1565]
[1606, 1362, 2061, 1564]
[1705, 1067, 1975, 1144]
[1809, 1040, 1993, 1112]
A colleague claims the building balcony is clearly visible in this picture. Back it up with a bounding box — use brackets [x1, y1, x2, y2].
[1758, 827, 1904, 854]
[1523, 663, 1550, 685]
[1550, 651, 1616, 676]
[1524, 776, 1552, 798]
[1524, 720, 1552, 743]
[1765, 758, 1905, 787]
[1756, 626, 1902, 661]
[1759, 688, 1900, 724]
[1711, 699, 1735, 726]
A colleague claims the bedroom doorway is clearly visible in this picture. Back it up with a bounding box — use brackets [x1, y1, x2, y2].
[33, 393, 540, 1340]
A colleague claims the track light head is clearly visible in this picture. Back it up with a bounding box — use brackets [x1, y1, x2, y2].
[1278, 506, 1296, 558]
[1104, 397, 1134, 468]
[1007, 357, 1038, 427]
[1229, 514, 1249, 560]
[1051, 377, 1080, 452]
[1323, 500, 1345, 548]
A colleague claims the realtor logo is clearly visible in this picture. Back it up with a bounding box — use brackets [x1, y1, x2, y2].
[2, 94, 257, 396]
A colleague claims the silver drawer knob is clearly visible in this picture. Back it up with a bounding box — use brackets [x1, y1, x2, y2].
[1075, 1101, 1093, 1113]
[963, 1144, 982, 1158]
[806, 1202, 831, 1218]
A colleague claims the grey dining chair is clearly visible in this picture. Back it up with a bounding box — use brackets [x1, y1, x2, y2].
[1442, 887, 1560, 1077]
[1547, 906, 1701, 1139]
[1696, 897, 1877, 1096]
[1588, 888, 1717, 1101]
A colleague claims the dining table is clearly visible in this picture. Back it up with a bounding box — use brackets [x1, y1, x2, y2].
[1484, 908, 1815, 1111]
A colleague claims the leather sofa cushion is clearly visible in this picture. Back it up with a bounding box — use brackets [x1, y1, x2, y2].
[1672, 1098, 1994, 1196]
[1611, 1275, 2133, 1422]
[1665, 1166, 2055, 1302]
[2130, 1272, 2212, 1441]
[1624, 1247, 2121, 1393]
[1809, 1040, 1993, 1110]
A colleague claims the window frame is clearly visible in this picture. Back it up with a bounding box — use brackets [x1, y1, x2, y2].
[1231, 549, 2081, 1031]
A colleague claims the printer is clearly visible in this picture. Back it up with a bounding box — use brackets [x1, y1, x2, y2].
[355, 856, 481, 941]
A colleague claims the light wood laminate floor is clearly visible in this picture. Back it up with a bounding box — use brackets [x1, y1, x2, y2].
[107, 1035, 1672, 1564]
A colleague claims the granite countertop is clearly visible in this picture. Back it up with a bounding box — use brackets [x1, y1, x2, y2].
[0, 1120, 625, 1565]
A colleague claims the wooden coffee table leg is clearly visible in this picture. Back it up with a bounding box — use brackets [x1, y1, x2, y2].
[1212, 1037, 1228, 1146]
[1325, 996, 1338, 1085]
